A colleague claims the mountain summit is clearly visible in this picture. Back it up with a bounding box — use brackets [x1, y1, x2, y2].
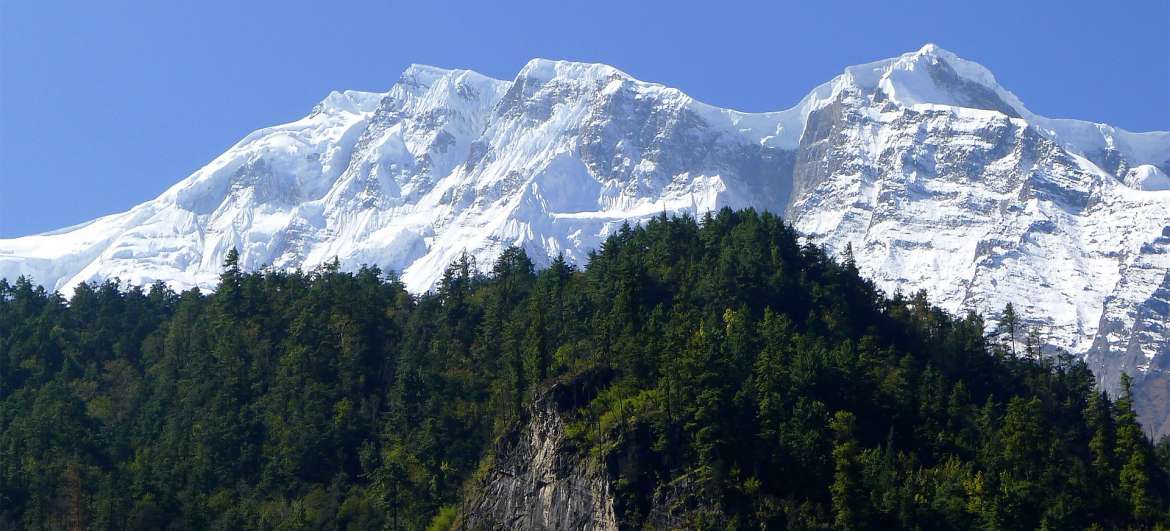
[2, 45, 1168, 432]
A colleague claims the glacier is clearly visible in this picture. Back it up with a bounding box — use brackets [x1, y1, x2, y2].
[2, 44, 1168, 434]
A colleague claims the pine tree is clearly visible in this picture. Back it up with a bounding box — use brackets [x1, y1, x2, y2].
[1115, 374, 1155, 521]
[1024, 325, 1042, 359]
[831, 410, 863, 530]
[999, 303, 1018, 357]
[219, 247, 243, 316]
[842, 241, 858, 274]
[1083, 389, 1118, 519]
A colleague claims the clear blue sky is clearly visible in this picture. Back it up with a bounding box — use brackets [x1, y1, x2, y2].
[1, 0, 1167, 237]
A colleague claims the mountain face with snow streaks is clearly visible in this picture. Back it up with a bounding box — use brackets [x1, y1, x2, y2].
[3, 45, 1168, 433]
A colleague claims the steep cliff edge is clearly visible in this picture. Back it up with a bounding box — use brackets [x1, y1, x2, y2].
[456, 367, 720, 530]
[458, 369, 619, 530]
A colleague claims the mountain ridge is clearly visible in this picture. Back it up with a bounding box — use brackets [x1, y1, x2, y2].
[2, 43, 1168, 432]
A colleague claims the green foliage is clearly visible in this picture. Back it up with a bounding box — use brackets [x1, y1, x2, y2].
[424, 505, 457, 531]
[2, 210, 1168, 529]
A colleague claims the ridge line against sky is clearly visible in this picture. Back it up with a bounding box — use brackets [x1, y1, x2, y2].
[1, 0, 1167, 237]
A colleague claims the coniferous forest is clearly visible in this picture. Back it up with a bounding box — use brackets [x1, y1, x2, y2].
[2, 209, 1169, 530]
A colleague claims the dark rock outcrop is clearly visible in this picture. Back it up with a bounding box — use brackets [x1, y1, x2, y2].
[458, 368, 619, 531]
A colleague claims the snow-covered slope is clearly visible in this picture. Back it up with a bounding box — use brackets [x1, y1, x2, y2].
[2, 45, 1168, 433]
[778, 46, 1170, 434]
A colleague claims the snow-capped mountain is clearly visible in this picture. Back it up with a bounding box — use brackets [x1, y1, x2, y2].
[2, 45, 1168, 434]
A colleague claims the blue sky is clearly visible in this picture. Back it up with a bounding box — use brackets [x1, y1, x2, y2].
[1, 0, 1167, 237]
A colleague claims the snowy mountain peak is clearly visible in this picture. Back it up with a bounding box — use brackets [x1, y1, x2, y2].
[516, 58, 632, 85]
[388, 64, 507, 104]
[397, 63, 457, 86]
[837, 43, 1026, 118]
[312, 89, 384, 116]
[915, 42, 944, 56]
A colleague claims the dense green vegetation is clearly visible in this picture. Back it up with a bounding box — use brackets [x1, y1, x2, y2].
[2, 209, 1168, 530]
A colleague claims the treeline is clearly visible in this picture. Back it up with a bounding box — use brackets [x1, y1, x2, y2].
[1, 208, 1168, 530]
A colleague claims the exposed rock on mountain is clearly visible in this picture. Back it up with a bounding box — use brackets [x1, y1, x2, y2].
[459, 369, 618, 530]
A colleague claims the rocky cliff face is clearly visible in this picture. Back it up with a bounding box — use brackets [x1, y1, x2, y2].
[457, 368, 713, 530]
[2, 44, 1168, 433]
[458, 369, 619, 531]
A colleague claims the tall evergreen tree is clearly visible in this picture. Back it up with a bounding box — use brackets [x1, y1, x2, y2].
[1115, 374, 1155, 522]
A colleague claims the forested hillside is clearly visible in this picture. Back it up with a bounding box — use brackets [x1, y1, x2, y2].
[2, 209, 1168, 530]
